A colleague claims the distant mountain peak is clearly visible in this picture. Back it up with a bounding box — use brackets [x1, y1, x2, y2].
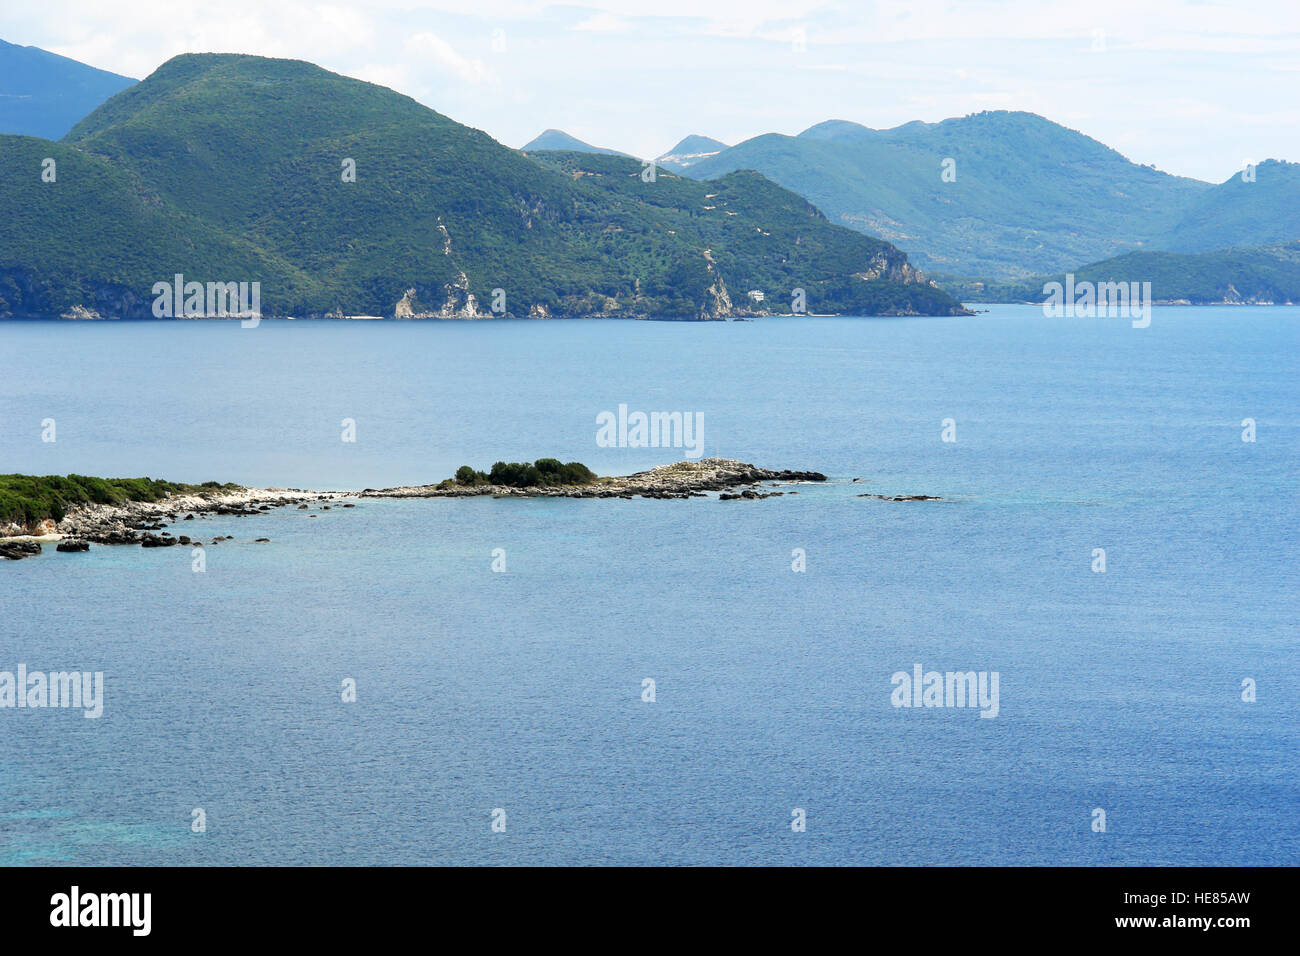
[798, 119, 873, 141]
[521, 129, 629, 156]
[656, 134, 729, 172]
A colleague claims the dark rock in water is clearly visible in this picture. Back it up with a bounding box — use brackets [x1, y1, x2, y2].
[322, 506, 331, 510]
[0, 540, 42, 559]
[210, 539, 221, 544]
[141, 533, 178, 548]
[342, 503, 355, 508]
[177, 535, 191, 545]
[183, 513, 195, 520]
[857, 493, 943, 502]
[102, 530, 140, 545]
[770, 470, 827, 482]
[719, 493, 740, 501]
[56, 539, 90, 552]
[298, 504, 309, 509]
[255, 537, 270, 542]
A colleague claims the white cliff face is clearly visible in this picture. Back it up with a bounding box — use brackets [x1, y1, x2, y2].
[394, 288, 420, 318]
[701, 248, 734, 319]
[438, 269, 486, 318]
[390, 215, 491, 319]
[393, 280, 487, 319]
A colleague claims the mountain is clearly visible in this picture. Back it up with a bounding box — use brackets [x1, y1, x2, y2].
[947, 242, 1300, 305]
[685, 111, 1217, 278]
[0, 38, 136, 140]
[0, 53, 965, 319]
[656, 135, 728, 173]
[1154, 161, 1300, 253]
[522, 128, 629, 157]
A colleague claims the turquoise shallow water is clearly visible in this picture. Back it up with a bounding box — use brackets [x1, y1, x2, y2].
[0, 307, 1296, 865]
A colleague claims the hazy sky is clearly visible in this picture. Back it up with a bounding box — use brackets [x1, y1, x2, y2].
[4, 0, 1298, 183]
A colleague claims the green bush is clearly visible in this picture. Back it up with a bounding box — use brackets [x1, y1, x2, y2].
[449, 459, 597, 489]
[0, 474, 240, 528]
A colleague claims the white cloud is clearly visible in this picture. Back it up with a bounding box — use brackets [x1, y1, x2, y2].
[404, 31, 493, 85]
[4, 0, 1299, 181]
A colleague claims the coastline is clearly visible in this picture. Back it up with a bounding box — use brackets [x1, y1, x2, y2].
[0, 459, 828, 558]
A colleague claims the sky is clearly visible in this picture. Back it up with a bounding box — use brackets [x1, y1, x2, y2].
[3, 0, 1298, 183]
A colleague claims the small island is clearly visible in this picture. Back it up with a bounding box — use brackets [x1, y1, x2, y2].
[364, 458, 826, 499]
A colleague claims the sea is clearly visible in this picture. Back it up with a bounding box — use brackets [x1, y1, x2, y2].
[0, 306, 1296, 865]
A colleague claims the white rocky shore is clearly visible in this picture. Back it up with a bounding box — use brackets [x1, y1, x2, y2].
[361, 458, 826, 500]
[0, 488, 348, 558]
[0, 460, 828, 559]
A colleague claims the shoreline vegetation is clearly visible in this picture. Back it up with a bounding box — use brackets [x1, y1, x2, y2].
[0, 460, 831, 559]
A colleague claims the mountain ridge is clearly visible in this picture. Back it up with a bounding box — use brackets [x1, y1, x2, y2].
[683, 110, 1224, 278]
[0, 38, 136, 140]
[0, 53, 965, 320]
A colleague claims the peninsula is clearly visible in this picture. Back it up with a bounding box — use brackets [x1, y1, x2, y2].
[0, 460, 829, 558]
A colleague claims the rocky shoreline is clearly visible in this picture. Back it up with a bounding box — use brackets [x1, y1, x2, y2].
[0, 459, 828, 559]
[361, 459, 827, 500]
[0, 487, 348, 559]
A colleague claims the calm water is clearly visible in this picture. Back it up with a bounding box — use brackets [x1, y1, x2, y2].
[1, 307, 1296, 865]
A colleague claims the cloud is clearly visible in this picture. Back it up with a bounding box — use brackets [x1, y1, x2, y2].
[404, 31, 493, 85]
[5, 0, 1299, 182]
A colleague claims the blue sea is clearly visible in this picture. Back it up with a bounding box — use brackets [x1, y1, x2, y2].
[1, 307, 1296, 865]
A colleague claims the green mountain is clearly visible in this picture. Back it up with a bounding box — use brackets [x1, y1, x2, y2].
[527, 149, 963, 317]
[0, 54, 965, 319]
[947, 242, 1300, 305]
[657, 135, 729, 173]
[1154, 161, 1300, 253]
[685, 111, 1217, 278]
[521, 128, 629, 157]
[0, 39, 136, 140]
